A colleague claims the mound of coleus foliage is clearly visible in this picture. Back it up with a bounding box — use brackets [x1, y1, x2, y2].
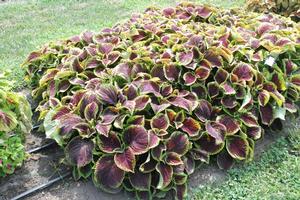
[23, 2, 300, 199]
[246, 0, 300, 22]
[0, 72, 32, 177]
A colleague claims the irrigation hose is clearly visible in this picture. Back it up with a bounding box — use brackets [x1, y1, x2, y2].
[26, 141, 56, 154]
[8, 124, 68, 200]
[10, 172, 71, 200]
[8, 124, 40, 138]
[31, 124, 41, 131]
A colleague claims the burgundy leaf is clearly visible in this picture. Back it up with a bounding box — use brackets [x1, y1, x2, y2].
[65, 136, 94, 167]
[168, 93, 197, 112]
[207, 82, 220, 98]
[232, 63, 253, 81]
[258, 90, 270, 106]
[128, 115, 145, 126]
[165, 152, 183, 166]
[94, 156, 124, 193]
[70, 91, 85, 107]
[194, 99, 213, 122]
[174, 110, 185, 129]
[284, 100, 297, 113]
[152, 143, 166, 161]
[161, 84, 173, 97]
[156, 163, 173, 189]
[97, 85, 118, 105]
[177, 51, 194, 66]
[85, 58, 101, 69]
[134, 95, 150, 111]
[102, 51, 120, 66]
[52, 106, 71, 120]
[166, 131, 189, 155]
[183, 72, 196, 86]
[163, 64, 181, 82]
[59, 114, 84, 136]
[196, 133, 224, 155]
[139, 154, 157, 173]
[181, 117, 201, 137]
[95, 122, 111, 137]
[129, 170, 151, 191]
[226, 136, 249, 160]
[190, 149, 209, 163]
[174, 183, 187, 200]
[151, 113, 169, 130]
[257, 22, 275, 35]
[79, 91, 101, 114]
[195, 65, 211, 81]
[98, 131, 121, 153]
[183, 155, 195, 175]
[114, 148, 136, 173]
[195, 5, 212, 18]
[140, 80, 160, 96]
[214, 68, 229, 84]
[217, 115, 239, 135]
[98, 43, 113, 54]
[149, 130, 160, 149]
[246, 126, 262, 140]
[58, 80, 71, 93]
[205, 50, 222, 67]
[101, 107, 119, 124]
[124, 125, 149, 155]
[217, 150, 234, 170]
[240, 113, 258, 127]
[221, 96, 237, 109]
[206, 121, 226, 143]
[150, 102, 170, 113]
[221, 82, 236, 95]
[113, 63, 132, 80]
[259, 104, 274, 125]
[84, 102, 99, 121]
[166, 109, 176, 124]
[174, 173, 188, 185]
[71, 56, 84, 73]
[123, 84, 138, 100]
[162, 7, 175, 17]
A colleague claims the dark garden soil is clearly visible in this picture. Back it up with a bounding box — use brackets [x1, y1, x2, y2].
[0, 90, 298, 200]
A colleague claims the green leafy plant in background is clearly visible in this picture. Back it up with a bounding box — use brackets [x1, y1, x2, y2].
[0, 72, 32, 177]
[23, 2, 300, 199]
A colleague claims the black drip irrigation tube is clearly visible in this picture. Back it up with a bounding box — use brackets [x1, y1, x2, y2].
[10, 171, 72, 200]
[26, 124, 57, 154]
[31, 124, 41, 131]
[26, 141, 56, 154]
[8, 124, 40, 138]
[10, 124, 55, 154]
[9, 124, 71, 200]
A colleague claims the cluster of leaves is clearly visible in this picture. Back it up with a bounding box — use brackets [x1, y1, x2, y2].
[0, 72, 32, 177]
[23, 2, 300, 199]
[246, 0, 300, 22]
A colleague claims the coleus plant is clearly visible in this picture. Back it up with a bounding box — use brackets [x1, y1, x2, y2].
[0, 72, 32, 177]
[23, 2, 300, 199]
[246, 0, 300, 22]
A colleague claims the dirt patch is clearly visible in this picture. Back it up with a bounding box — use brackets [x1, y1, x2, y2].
[0, 127, 67, 200]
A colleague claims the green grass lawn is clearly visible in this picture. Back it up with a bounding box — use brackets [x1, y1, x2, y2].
[190, 133, 300, 200]
[1, 0, 300, 199]
[0, 0, 245, 89]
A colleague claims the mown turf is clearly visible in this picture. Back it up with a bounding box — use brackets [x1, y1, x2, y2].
[191, 130, 300, 200]
[0, 0, 245, 89]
